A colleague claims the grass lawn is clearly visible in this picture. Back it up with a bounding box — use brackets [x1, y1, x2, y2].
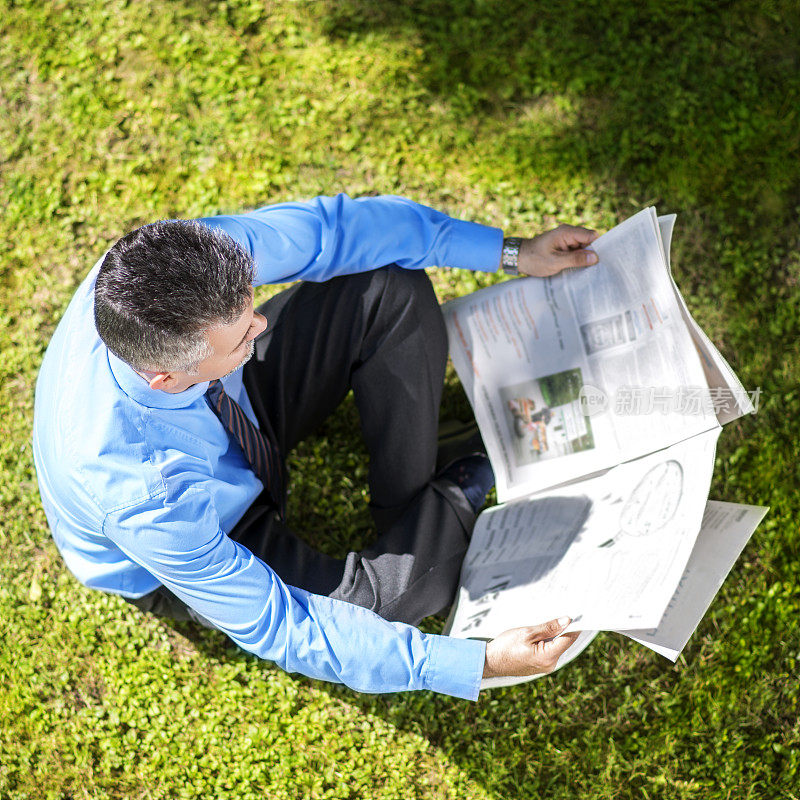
[1, 1, 798, 797]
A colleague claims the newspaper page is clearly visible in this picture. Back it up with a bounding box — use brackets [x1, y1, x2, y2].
[443, 208, 720, 502]
[616, 500, 768, 660]
[445, 427, 720, 645]
[658, 214, 755, 425]
[468, 498, 767, 688]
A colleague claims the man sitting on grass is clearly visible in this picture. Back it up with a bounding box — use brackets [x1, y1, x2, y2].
[33, 194, 597, 699]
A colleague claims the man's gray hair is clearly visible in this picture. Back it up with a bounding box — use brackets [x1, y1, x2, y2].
[94, 220, 255, 373]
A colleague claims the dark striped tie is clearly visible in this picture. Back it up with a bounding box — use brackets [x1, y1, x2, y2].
[205, 379, 285, 519]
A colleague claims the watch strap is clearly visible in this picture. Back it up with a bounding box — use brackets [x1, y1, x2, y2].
[501, 237, 522, 276]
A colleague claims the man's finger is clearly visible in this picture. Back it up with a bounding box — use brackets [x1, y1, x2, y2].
[558, 247, 598, 268]
[524, 616, 571, 641]
[555, 225, 599, 249]
[544, 630, 580, 660]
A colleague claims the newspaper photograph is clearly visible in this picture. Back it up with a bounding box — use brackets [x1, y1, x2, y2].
[500, 369, 595, 466]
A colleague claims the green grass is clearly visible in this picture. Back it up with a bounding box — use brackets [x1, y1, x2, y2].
[1, 0, 798, 797]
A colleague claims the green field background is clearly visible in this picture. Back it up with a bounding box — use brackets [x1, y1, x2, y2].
[1, 1, 798, 798]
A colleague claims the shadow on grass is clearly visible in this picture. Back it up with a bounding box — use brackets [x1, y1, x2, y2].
[305, 0, 800, 508]
[154, 608, 672, 797]
[320, 0, 799, 221]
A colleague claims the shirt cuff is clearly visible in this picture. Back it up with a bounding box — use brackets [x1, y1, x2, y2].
[445, 219, 504, 272]
[423, 634, 486, 701]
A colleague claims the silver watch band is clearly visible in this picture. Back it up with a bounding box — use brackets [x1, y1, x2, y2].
[501, 237, 522, 276]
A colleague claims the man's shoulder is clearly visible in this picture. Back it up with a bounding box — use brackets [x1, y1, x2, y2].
[34, 360, 218, 524]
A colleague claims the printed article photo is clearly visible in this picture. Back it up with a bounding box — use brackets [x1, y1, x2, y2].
[500, 368, 595, 467]
[580, 310, 638, 355]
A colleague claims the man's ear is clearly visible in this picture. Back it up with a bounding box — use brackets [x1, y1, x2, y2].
[147, 372, 176, 392]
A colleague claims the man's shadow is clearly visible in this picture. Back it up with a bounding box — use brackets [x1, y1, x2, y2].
[151, 605, 671, 798]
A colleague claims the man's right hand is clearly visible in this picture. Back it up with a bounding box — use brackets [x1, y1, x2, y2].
[483, 618, 579, 679]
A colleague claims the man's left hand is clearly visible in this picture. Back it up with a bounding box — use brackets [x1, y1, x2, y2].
[517, 225, 599, 278]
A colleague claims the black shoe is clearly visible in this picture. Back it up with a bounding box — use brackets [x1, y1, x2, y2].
[436, 419, 486, 472]
[439, 453, 495, 513]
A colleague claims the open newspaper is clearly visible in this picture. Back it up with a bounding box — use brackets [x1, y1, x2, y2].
[441, 209, 767, 686]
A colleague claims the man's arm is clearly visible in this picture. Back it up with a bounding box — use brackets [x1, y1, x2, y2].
[198, 194, 504, 284]
[103, 487, 486, 699]
[199, 195, 599, 284]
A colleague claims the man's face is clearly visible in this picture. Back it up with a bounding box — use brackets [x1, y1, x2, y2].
[198, 296, 267, 382]
[148, 290, 267, 393]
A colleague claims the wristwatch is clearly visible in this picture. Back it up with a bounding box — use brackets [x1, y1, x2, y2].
[501, 237, 522, 276]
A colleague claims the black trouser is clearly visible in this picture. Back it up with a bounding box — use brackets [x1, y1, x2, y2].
[131, 267, 475, 626]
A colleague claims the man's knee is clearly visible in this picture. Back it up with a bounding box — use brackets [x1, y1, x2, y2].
[377, 266, 447, 353]
[381, 264, 437, 303]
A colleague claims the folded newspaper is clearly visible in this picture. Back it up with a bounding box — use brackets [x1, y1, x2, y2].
[441, 208, 768, 687]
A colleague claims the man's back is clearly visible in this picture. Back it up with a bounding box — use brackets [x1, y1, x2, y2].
[34, 263, 145, 593]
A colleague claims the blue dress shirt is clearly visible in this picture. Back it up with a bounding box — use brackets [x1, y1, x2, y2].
[33, 194, 503, 700]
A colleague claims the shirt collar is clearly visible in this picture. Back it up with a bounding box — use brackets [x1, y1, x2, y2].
[107, 349, 210, 410]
